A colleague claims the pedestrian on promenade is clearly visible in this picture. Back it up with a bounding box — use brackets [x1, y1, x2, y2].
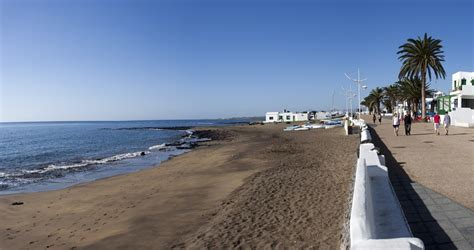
[444, 112, 451, 136]
[393, 113, 400, 136]
[372, 113, 376, 124]
[433, 112, 441, 135]
[404, 112, 412, 135]
[378, 113, 382, 124]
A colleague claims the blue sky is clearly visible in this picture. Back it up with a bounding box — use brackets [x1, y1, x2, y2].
[1, 0, 472, 121]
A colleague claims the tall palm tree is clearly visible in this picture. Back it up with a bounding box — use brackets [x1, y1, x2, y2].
[361, 97, 375, 114]
[396, 77, 434, 116]
[397, 33, 446, 120]
[383, 84, 400, 113]
[369, 87, 384, 114]
[362, 87, 384, 114]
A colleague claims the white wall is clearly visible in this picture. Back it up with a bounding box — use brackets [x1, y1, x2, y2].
[450, 82, 474, 127]
[451, 108, 474, 127]
[350, 121, 424, 249]
[265, 112, 279, 123]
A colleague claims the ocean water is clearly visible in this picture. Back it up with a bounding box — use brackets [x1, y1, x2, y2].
[0, 119, 251, 194]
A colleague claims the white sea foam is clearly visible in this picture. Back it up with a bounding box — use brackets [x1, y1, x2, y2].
[16, 150, 152, 176]
[148, 143, 167, 150]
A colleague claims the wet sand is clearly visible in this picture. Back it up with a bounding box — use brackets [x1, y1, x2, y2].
[363, 115, 474, 209]
[1, 124, 358, 249]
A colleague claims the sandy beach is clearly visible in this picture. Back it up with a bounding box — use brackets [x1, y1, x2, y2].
[1, 124, 358, 249]
[363, 115, 474, 209]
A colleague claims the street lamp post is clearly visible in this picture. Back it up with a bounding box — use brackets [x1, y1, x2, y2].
[345, 68, 367, 119]
[342, 85, 356, 117]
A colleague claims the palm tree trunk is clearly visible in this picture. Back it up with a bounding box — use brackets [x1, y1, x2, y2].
[421, 68, 427, 120]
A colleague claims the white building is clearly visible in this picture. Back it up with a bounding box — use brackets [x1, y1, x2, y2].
[265, 111, 309, 123]
[437, 71, 474, 127]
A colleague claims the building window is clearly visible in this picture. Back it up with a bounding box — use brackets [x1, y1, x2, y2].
[471, 79, 474, 85]
[461, 98, 474, 109]
[286, 115, 291, 120]
[269, 117, 274, 120]
[279, 116, 283, 120]
[461, 78, 467, 85]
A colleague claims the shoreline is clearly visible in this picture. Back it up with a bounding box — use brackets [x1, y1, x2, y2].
[0, 127, 225, 196]
[1, 124, 358, 249]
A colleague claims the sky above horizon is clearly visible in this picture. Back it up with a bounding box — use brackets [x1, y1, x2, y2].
[1, 0, 473, 122]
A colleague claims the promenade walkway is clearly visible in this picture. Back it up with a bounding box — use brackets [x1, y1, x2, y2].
[364, 116, 474, 249]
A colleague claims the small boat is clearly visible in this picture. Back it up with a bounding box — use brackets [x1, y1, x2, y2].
[305, 124, 324, 129]
[294, 126, 310, 131]
[283, 125, 300, 131]
[283, 125, 310, 131]
[324, 120, 342, 126]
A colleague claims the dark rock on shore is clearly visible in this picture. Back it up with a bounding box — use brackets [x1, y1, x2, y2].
[192, 130, 232, 141]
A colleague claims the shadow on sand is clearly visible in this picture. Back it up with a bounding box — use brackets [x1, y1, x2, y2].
[368, 126, 452, 248]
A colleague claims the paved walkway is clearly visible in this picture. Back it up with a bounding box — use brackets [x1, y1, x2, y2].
[390, 176, 474, 249]
[365, 117, 474, 249]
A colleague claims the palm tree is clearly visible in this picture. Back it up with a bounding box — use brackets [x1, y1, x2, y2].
[397, 33, 446, 120]
[361, 97, 375, 114]
[396, 77, 434, 116]
[362, 87, 384, 114]
[383, 84, 400, 113]
[369, 87, 384, 114]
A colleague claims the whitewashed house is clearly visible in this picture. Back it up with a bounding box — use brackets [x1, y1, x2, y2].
[265, 112, 280, 123]
[437, 71, 474, 127]
[264, 111, 309, 123]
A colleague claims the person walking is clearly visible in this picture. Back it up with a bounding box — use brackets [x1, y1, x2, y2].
[444, 112, 451, 135]
[372, 113, 376, 124]
[404, 113, 412, 135]
[378, 113, 382, 124]
[392, 113, 400, 136]
[433, 112, 441, 135]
